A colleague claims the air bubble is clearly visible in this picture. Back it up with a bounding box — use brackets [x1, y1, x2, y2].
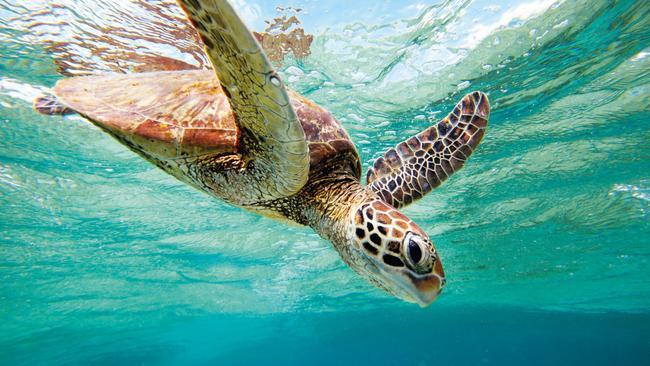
[457, 80, 471, 90]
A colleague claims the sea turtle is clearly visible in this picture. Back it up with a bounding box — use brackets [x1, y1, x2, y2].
[34, 0, 489, 306]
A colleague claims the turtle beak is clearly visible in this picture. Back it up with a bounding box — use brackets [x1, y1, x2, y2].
[402, 254, 446, 307]
[407, 273, 446, 307]
[379, 266, 445, 307]
[359, 249, 446, 306]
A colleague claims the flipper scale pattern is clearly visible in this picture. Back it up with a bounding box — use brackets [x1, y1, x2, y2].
[366, 91, 489, 208]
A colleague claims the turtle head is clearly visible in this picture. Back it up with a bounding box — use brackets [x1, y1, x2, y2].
[347, 200, 445, 306]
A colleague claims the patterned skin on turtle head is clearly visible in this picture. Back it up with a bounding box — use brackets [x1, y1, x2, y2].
[350, 199, 445, 306]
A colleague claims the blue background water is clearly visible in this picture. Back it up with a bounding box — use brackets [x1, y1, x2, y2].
[1, 0, 649, 364]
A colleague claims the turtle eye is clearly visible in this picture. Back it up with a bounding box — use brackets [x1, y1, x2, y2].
[403, 232, 431, 273]
[407, 239, 422, 263]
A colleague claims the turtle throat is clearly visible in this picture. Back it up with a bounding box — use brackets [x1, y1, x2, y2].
[296, 176, 376, 258]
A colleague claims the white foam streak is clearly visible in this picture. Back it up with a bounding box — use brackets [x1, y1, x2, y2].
[0, 77, 48, 103]
[466, 0, 564, 48]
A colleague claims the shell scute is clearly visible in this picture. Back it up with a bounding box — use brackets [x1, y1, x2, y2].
[287, 90, 360, 177]
[133, 119, 178, 143]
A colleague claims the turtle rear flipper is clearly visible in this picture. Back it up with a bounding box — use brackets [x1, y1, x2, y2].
[366, 92, 489, 208]
[177, 0, 310, 200]
[34, 95, 75, 116]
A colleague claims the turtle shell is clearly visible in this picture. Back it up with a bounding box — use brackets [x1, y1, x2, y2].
[53, 69, 361, 181]
[287, 90, 361, 179]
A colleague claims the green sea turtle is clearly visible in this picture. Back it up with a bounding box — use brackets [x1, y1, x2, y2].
[34, 0, 489, 306]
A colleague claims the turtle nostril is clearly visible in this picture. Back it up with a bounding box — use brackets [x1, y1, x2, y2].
[441, 278, 447, 287]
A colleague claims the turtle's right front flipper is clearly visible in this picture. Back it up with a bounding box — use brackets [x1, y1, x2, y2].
[177, 0, 310, 202]
[366, 92, 489, 209]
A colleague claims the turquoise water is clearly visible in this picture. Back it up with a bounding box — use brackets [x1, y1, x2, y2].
[1, 0, 649, 364]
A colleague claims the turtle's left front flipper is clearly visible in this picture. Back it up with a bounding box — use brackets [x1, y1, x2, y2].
[177, 0, 309, 201]
[366, 92, 489, 209]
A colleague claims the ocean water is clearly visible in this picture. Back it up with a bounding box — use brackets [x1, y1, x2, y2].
[1, 0, 649, 364]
